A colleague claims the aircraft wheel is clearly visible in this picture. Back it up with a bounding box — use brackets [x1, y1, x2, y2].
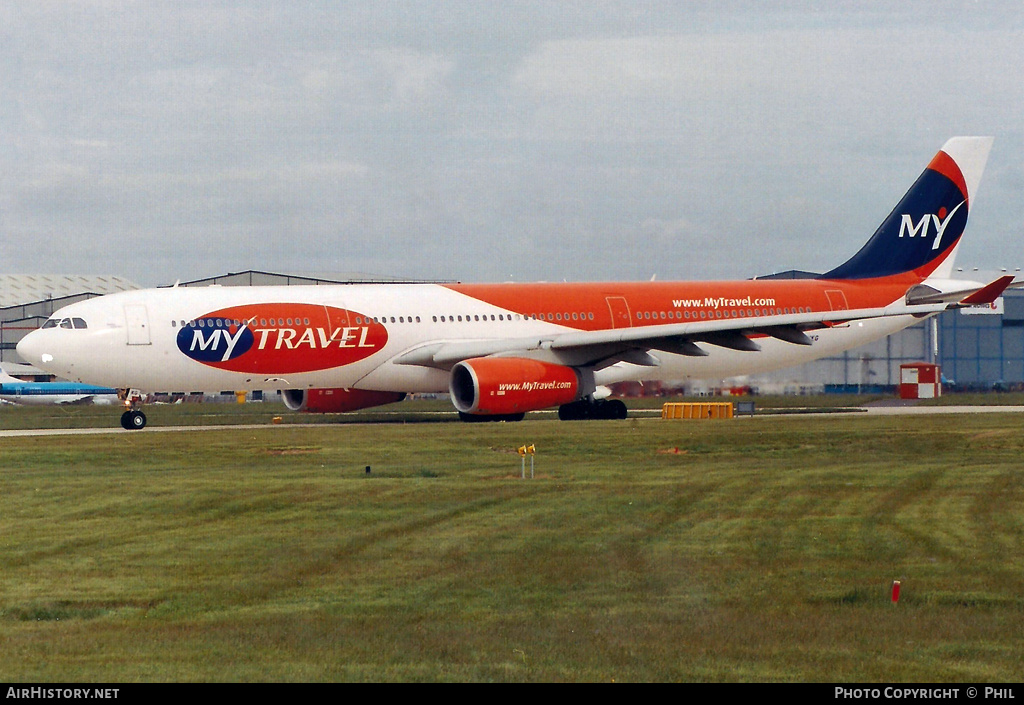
[558, 400, 589, 421]
[121, 410, 147, 430]
[559, 399, 627, 420]
[608, 399, 628, 419]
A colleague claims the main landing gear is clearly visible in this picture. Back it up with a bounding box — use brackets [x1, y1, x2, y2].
[557, 398, 628, 421]
[118, 389, 147, 430]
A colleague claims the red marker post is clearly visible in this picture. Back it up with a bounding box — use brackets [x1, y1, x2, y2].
[891, 580, 901, 604]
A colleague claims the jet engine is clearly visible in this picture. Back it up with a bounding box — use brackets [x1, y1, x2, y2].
[282, 388, 406, 413]
[449, 357, 581, 416]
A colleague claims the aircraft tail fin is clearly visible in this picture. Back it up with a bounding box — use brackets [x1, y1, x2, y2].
[821, 137, 993, 281]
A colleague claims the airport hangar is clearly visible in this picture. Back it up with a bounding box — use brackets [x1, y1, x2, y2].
[1, 269, 1023, 396]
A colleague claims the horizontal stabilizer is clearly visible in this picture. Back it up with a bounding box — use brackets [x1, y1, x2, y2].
[958, 275, 1015, 305]
[906, 275, 1018, 307]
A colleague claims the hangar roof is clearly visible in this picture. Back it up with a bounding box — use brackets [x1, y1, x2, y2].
[0, 275, 139, 309]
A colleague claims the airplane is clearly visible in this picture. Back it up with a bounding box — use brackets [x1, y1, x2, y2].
[16, 136, 1016, 430]
[0, 366, 118, 406]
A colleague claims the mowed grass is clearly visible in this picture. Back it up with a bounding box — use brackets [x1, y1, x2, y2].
[1, 407, 1023, 681]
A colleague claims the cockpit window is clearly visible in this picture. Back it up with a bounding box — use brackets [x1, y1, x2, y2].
[41, 317, 88, 330]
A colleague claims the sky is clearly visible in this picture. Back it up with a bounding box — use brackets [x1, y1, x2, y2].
[2, 0, 1024, 287]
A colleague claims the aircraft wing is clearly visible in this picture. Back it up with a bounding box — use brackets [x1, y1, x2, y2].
[395, 300, 948, 371]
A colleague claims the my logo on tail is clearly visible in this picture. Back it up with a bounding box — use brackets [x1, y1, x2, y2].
[898, 200, 966, 251]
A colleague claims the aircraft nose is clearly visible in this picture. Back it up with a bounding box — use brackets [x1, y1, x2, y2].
[16, 330, 53, 370]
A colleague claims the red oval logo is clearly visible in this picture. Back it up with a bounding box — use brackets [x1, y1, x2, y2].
[178, 303, 387, 373]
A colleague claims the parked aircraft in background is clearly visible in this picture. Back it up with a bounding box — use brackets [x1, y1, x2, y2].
[0, 366, 118, 406]
[17, 137, 1015, 429]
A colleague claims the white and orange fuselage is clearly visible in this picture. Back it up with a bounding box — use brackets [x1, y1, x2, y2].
[21, 275, 923, 391]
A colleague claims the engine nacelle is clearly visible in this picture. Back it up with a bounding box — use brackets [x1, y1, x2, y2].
[282, 388, 406, 413]
[449, 357, 581, 416]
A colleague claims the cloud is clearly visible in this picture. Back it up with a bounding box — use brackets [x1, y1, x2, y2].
[2, 3, 1024, 284]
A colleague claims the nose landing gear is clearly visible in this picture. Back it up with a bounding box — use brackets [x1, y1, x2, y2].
[118, 389, 147, 430]
[120, 409, 147, 430]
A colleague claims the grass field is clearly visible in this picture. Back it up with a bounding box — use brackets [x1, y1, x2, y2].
[1, 399, 1023, 682]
